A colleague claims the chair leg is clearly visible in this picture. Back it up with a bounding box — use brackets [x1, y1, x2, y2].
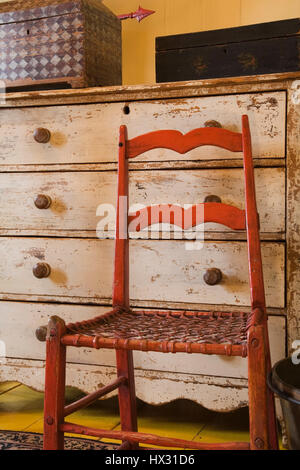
[265, 338, 279, 450]
[266, 381, 279, 449]
[116, 349, 138, 449]
[43, 316, 66, 450]
[248, 324, 271, 450]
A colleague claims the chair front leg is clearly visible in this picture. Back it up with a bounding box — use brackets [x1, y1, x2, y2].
[248, 324, 269, 450]
[43, 316, 66, 450]
[116, 349, 139, 449]
[265, 333, 279, 450]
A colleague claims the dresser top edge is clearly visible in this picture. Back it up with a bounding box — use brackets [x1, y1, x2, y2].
[1, 71, 299, 108]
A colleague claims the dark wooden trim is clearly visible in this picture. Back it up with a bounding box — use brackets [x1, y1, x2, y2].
[156, 18, 300, 51]
[156, 36, 300, 83]
[4, 76, 85, 92]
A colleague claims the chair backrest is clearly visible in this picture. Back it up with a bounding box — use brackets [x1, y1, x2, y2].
[112, 115, 266, 317]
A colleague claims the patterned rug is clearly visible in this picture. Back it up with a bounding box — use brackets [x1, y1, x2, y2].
[0, 430, 118, 450]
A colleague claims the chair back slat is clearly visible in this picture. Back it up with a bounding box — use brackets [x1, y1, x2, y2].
[128, 203, 246, 232]
[113, 118, 265, 316]
[127, 128, 243, 159]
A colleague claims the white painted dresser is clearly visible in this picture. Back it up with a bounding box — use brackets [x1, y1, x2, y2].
[0, 72, 299, 413]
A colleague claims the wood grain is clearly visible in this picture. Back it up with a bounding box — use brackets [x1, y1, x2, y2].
[0, 73, 294, 422]
[156, 19, 300, 82]
[60, 422, 250, 449]
[0, 71, 297, 109]
[0, 92, 285, 166]
[156, 18, 300, 51]
[0, 167, 285, 235]
[127, 127, 243, 158]
[286, 80, 300, 348]
[0, 300, 285, 380]
[0, 237, 285, 308]
[156, 36, 300, 83]
[0, 357, 282, 414]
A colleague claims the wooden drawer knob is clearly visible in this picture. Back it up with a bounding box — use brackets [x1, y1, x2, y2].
[204, 195, 222, 203]
[34, 194, 52, 209]
[35, 325, 47, 342]
[33, 262, 51, 279]
[203, 268, 223, 286]
[33, 128, 51, 143]
[204, 120, 222, 128]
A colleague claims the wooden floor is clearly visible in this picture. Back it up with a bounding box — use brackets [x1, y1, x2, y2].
[0, 381, 281, 449]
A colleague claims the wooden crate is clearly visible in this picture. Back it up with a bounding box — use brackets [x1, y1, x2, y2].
[156, 18, 300, 83]
[0, 0, 122, 90]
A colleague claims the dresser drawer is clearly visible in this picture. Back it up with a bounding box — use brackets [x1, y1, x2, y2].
[0, 301, 285, 380]
[0, 238, 284, 308]
[0, 91, 285, 166]
[0, 167, 285, 235]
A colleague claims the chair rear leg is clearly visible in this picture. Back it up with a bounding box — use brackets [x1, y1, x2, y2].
[248, 325, 269, 450]
[116, 349, 138, 449]
[43, 316, 66, 450]
[266, 382, 279, 449]
[265, 339, 279, 450]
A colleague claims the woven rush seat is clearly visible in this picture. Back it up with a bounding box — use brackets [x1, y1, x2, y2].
[63, 308, 249, 356]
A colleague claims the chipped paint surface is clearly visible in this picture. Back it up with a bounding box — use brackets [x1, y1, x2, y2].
[0, 71, 298, 106]
[0, 91, 285, 166]
[0, 238, 285, 308]
[238, 53, 257, 72]
[0, 357, 250, 410]
[286, 84, 300, 348]
[0, 74, 295, 410]
[0, 168, 285, 235]
[291, 80, 300, 105]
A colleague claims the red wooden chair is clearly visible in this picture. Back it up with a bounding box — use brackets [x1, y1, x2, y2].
[43, 115, 278, 450]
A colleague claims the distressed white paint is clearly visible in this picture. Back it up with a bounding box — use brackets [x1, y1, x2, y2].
[291, 80, 300, 105]
[0, 76, 293, 414]
[0, 357, 248, 411]
[0, 92, 285, 166]
[286, 85, 300, 348]
[0, 168, 285, 235]
[0, 301, 285, 381]
[0, 238, 284, 307]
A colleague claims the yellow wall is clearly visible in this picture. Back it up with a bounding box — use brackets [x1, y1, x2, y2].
[104, 0, 300, 85]
[1, 0, 300, 85]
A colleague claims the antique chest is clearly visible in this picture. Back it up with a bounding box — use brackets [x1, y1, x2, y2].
[0, 72, 299, 419]
[0, 0, 122, 90]
[156, 18, 300, 83]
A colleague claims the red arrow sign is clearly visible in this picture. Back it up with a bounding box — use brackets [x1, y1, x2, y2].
[118, 5, 155, 22]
